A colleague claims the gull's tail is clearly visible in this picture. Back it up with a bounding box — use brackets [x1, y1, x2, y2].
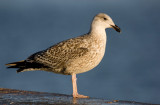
[5, 60, 49, 73]
[6, 60, 27, 73]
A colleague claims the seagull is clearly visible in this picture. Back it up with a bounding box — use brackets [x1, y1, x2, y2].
[6, 13, 121, 98]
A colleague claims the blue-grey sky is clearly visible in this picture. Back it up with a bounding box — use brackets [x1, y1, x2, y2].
[0, 0, 160, 104]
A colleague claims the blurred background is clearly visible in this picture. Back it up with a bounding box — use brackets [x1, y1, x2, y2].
[0, 0, 160, 104]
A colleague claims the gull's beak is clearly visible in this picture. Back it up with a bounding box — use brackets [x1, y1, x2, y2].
[111, 25, 121, 33]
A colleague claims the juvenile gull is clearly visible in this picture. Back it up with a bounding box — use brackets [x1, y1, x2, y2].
[6, 13, 121, 98]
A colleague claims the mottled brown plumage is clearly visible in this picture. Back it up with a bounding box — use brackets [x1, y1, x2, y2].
[6, 13, 121, 98]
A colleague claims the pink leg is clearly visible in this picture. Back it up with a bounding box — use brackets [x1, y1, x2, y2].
[72, 73, 89, 98]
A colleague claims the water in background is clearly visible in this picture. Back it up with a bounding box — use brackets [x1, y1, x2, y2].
[0, 0, 160, 104]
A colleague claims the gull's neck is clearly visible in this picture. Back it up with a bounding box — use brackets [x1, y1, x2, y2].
[89, 25, 107, 39]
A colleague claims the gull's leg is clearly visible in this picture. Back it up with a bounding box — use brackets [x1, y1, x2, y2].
[72, 73, 89, 98]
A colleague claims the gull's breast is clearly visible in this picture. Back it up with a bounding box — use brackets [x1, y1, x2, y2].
[65, 35, 107, 74]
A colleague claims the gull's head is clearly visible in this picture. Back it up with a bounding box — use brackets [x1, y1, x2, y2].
[92, 13, 121, 33]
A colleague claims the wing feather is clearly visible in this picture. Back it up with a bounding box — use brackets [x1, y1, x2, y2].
[28, 35, 90, 70]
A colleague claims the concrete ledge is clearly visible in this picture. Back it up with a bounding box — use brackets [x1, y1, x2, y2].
[0, 88, 158, 105]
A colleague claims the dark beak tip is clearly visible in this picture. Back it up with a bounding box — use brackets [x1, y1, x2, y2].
[114, 25, 121, 33]
[118, 29, 121, 33]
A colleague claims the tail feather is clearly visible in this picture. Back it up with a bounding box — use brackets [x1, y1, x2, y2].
[5, 60, 49, 73]
[16, 68, 25, 73]
[5, 60, 25, 66]
[7, 66, 22, 68]
[6, 60, 26, 72]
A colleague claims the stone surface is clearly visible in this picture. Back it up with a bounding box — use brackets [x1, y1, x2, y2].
[0, 88, 158, 105]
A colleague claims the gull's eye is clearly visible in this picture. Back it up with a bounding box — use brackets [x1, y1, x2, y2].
[103, 18, 107, 20]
